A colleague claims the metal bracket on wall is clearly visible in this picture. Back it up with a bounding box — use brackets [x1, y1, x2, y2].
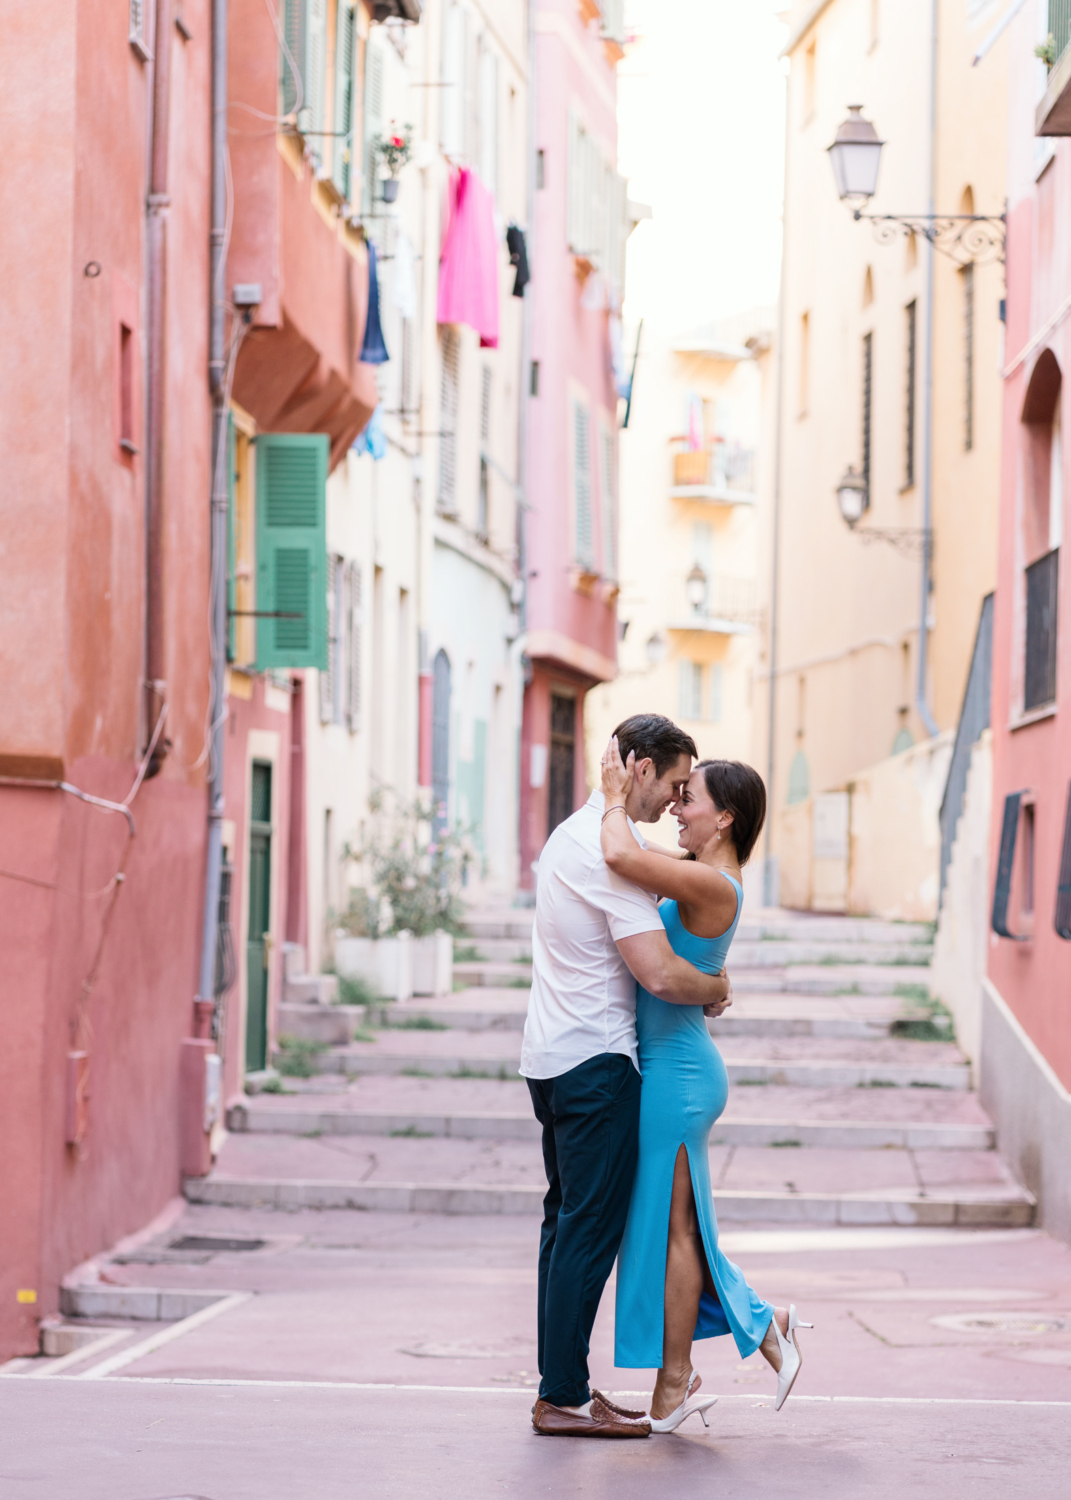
[855, 211, 1007, 267]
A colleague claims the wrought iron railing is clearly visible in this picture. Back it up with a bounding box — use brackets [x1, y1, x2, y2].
[688, 574, 758, 625]
[1024, 548, 1059, 711]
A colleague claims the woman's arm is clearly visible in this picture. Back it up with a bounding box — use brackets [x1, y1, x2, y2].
[599, 737, 738, 920]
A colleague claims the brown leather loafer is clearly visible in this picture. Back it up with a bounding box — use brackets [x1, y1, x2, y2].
[591, 1389, 649, 1420]
[532, 1395, 651, 1437]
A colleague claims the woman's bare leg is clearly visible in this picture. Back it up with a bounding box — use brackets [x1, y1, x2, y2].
[651, 1146, 712, 1420]
[758, 1307, 790, 1371]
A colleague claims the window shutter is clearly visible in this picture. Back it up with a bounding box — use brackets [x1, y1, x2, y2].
[991, 791, 1026, 940]
[333, 1, 357, 199]
[478, 45, 498, 193]
[363, 37, 384, 211]
[255, 433, 328, 671]
[320, 555, 341, 722]
[573, 398, 593, 568]
[282, 0, 308, 118]
[710, 662, 723, 723]
[305, 0, 327, 155]
[440, 2, 463, 158]
[679, 661, 702, 721]
[438, 329, 459, 514]
[600, 417, 616, 579]
[345, 561, 362, 732]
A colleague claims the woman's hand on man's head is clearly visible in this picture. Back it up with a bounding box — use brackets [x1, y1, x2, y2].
[601, 735, 635, 803]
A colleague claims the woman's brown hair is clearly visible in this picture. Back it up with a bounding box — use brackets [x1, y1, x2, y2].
[695, 759, 767, 865]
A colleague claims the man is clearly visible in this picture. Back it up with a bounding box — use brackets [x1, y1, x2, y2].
[521, 713, 733, 1438]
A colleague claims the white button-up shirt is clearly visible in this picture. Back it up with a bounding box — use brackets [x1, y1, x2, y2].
[519, 790, 665, 1080]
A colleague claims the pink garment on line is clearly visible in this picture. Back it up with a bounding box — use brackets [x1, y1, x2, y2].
[437, 168, 500, 349]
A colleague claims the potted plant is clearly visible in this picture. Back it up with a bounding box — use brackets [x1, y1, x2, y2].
[373, 123, 413, 203]
[334, 790, 469, 999]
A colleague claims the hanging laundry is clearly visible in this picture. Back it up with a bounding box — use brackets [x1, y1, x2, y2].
[437, 168, 499, 349]
[687, 392, 703, 452]
[360, 240, 389, 365]
[352, 403, 387, 460]
[609, 315, 631, 399]
[506, 224, 530, 297]
[392, 231, 417, 320]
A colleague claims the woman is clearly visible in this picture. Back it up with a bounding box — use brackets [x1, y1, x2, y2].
[600, 738, 810, 1432]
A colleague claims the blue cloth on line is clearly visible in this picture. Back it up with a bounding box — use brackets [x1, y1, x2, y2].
[352, 403, 386, 460]
[360, 240, 389, 365]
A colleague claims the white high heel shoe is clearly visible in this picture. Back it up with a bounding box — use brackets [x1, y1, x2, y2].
[648, 1369, 718, 1433]
[769, 1304, 813, 1411]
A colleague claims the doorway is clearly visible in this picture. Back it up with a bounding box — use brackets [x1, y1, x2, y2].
[245, 760, 272, 1073]
[547, 692, 577, 837]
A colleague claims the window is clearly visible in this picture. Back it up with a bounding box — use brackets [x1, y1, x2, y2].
[798, 312, 810, 417]
[992, 791, 1036, 939]
[438, 328, 459, 514]
[802, 39, 816, 122]
[904, 301, 917, 488]
[679, 661, 703, 720]
[254, 433, 329, 671]
[862, 331, 873, 494]
[548, 693, 577, 836]
[1025, 549, 1059, 710]
[333, 1, 357, 199]
[600, 417, 616, 579]
[710, 662, 723, 724]
[478, 366, 492, 539]
[345, 560, 361, 732]
[129, 0, 150, 60]
[440, 2, 465, 159]
[477, 43, 498, 193]
[962, 264, 974, 452]
[1056, 780, 1071, 939]
[400, 316, 415, 420]
[572, 397, 594, 569]
[321, 555, 344, 723]
[566, 109, 629, 296]
[363, 33, 385, 211]
[119, 324, 135, 453]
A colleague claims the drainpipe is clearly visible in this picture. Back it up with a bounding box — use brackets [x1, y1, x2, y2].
[145, 0, 175, 760]
[763, 67, 790, 906]
[196, 0, 230, 1013]
[916, 0, 939, 739]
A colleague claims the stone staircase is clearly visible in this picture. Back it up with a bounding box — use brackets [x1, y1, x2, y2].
[192, 907, 1035, 1229]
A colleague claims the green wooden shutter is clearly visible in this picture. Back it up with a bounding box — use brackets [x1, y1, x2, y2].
[255, 433, 328, 671]
[282, 0, 307, 118]
[333, 1, 356, 199]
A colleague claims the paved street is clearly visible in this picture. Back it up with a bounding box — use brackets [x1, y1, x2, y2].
[3, 910, 1069, 1496]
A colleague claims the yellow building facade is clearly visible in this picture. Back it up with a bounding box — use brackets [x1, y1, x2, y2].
[757, 0, 1007, 914]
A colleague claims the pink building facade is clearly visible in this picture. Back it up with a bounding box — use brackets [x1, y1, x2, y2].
[983, 12, 1071, 1240]
[521, 0, 626, 885]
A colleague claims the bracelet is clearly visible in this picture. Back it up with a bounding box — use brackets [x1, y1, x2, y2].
[601, 804, 627, 823]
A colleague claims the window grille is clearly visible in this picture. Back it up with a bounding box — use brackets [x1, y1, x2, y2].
[904, 301, 916, 487]
[1050, 1, 1071, 68]
[438, 328, 459, 515]
[321, 554, 344, 723]
[1024, 547, 1059, 711]
[992, 791, 1028, 939]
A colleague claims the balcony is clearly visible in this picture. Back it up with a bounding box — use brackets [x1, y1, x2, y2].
[668, 574, 758, 636]
[1036, 2, 1071, 134]
[669, 445, 756, 505]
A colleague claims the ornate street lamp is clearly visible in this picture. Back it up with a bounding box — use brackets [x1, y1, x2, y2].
[827, 106, 884, 204]
[686, 564, 708, 615]
[827, 107, 1005, 264]
[835, 465, 869, 528]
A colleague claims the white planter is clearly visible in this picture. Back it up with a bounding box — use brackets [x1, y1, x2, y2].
[412, 931, 454, 996]
[335, 933, 413, 1002]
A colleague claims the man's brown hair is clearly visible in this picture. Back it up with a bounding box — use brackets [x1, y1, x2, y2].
[612, 714, 697, 777]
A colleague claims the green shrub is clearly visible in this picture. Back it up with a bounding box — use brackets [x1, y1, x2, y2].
[337, 974, 384, 1008]
[276, 1035, 328, 1078]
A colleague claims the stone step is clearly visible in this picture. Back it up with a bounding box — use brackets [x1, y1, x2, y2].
[375, 989, 924, 1039]
[280, 1029, 970, 1089]
[226, 1098, 994, 1150]
[185, 1174, 1033, 1227]
[59, 1284, 226, 1321]
[452, 961, 532, 988]
[277, 1002, 367, 1045]
[451, 963, 934, 998]
[462, 909, 935, 946]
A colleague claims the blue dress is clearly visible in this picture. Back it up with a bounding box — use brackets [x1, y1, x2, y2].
[614, 877, 774, 1367]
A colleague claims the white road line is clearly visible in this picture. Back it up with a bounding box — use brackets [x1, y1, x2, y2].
[3, 1372, 1064, 1406]
[26, 1328, 133, 1378]
[76, 1294, 251, 1380]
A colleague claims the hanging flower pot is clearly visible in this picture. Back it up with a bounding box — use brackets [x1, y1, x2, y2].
[373, 123, 412, 207]
[382, 178, 400, 203]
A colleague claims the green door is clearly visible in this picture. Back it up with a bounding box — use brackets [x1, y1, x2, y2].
[245, 762, 273, 1073]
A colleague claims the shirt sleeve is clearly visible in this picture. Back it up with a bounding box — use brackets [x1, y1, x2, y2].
[582, 854, 664, 941]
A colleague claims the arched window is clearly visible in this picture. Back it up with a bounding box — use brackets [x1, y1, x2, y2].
[1021, 350, 1063, 710]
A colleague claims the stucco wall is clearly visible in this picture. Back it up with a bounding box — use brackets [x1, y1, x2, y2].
[930, 731, 991, 1070]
